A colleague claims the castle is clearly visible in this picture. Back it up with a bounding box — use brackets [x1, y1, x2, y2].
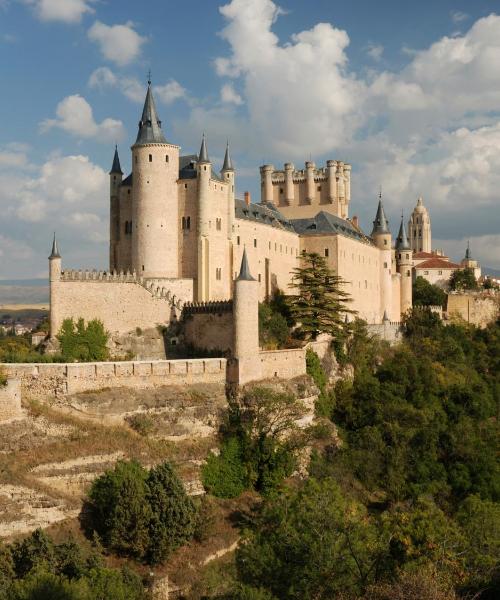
[48, 80, 422, 350]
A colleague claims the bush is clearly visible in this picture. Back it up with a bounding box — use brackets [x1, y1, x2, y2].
[413, 276, 447, 307]
[57, 318, 109, 362]
[0, 367, 6, 387]
[202, 437, 248, 499]
[259, 303, 290, 349]
[193, 496, 219, 543]
[306, 348, 335, 417]
[127, 414, 155, 436]
[87, 460, 196, 564]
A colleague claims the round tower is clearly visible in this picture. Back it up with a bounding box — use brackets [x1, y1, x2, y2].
[305, 161, 316, 203]
[233, 249, 261, 385]
[326, 160, 338, 211]
[221, 141, 235, 240]
[197, 134, 211, 301]
[131, 80, 180, 278]
[408, 196, 432, 253]
[260, 164, 274, 203]
[109, 145, 123, 271]
[371, 196, 392, 321]
[395, 215, 413, 315]
[284, 162, 295, 206]
[48, 233, 62, 339]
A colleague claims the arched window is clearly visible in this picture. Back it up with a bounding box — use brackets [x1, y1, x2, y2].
[165, 155, 169, 162]
[149, 154, 153, 162]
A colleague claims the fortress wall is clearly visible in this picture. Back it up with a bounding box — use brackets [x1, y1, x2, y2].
[2, 358, 227, 401]
[183, 311, 234, 354]
[0, 379, 22, 421]
[446, 293, 499, 328]
[234, 218, 299, 300]
[366, 322, 403, 344]
[51, 279, 193, 336]
[260, 347, 307, 380]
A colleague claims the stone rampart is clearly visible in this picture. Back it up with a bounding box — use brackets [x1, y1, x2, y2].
[2, 359, 226, 401]
[0, 379, 22, 421]
[446, 292, 499, 328]
[366, 321, 403, 344]
[260, 348, 307, 380]
[182, 301, 234, 354]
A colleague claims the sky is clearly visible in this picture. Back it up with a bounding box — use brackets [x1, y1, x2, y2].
[1, 0, 500, 278]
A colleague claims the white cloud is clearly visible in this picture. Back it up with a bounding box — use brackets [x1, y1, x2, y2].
[88, 21, 147, 66]
[0, 235, 34, 261]
[220, 82, 243, 105]
[40, 94, 125, 141]
[366, 43, 383, 62]
[154, 80, 187, 105]
[0, 149, 29, 169]
[435, 234, 500, 270]
[23, 0, 95, 24]
[88, 67, 145, 103]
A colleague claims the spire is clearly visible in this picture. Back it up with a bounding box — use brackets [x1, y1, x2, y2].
[237, 248, 255, 281]
[395, 214, 411, 250]
[417, 196, 423, 207]
[222, 140, 234, 171]
[465, 240, 472, 260]
[135, 80, 167, 145]
[49, 233, 61, 259]
[110, 145, 123, 175]
[371, 197, 390, 236]
[383, 310, 390, 322]
[198, 133, 210, 163]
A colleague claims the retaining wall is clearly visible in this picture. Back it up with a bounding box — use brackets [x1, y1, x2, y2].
[0, 379, 22, 421]
[2, 359, 227, 401]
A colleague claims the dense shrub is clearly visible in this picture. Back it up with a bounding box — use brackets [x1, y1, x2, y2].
[0, 366, 6, 387]
[87, 460, 196, 565]
[413, 275, 447, 306]
[202, 437, 249, 498]
[57, 318, 109, 362]
[258, 303, 290, 349]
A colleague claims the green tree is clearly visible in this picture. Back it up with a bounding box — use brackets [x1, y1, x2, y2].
[258, 303, 290, 349]
[87, 461, 151, 559]
[57, 318, 109, 362]
[146, 462, 197, 564]
[288, 251, 354, 340]
[413, 276, 447, 306]
[449, 268, 478, 291]
[10, 529, 57, 579]
[202, 437, 249, 498]
[236, 478, 386, 599]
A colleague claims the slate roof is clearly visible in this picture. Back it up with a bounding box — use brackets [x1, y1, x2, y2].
[416, 257, 461, 270]
[110, 146, 123, 175]
[235, 200, 295, 231]
[395, 217, 411, 250]
[291, 211, 374, 244]
[134, 83, 167, 145]
[371, 199, 390, 235]
[413, 251, 445, 260]
[237, 248, 255, 281]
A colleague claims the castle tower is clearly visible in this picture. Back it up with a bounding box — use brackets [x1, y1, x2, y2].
[109, 145, 123, 271]
[196, 134, 211, 301]
[284, 162, 295, 206]
[131, 79, 180, 278]
[260, 164, 274, 203]
[371, 196, 392, 322]
[48, 233, 62, 339]
[395, 215, 413, 315]
[460, 241, 481, 280]
[408, 196, 431, 253]
[233, 248, 261, 385]
[221, 141, 235, 240]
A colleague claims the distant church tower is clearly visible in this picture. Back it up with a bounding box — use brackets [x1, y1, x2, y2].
[408, 196, 431, 253]
[131, 78, 180, 278]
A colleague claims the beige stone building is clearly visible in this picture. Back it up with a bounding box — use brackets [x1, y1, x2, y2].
[49, 81, 415, 341]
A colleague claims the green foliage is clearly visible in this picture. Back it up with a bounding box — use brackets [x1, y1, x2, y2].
[203, 387, 308, 498]
[202, 437, 249, 499]
[236, 478, 386, 599]
[449, 268, 478, 291]
[57, 318, 109, 362]
[413, 275, 447, 306]
[306, 348, 334, 417]
[0, 366, 6, 387]
[0, 334, 64, 363]
[126, 414, 155, 436]
[87, 459, 196, 564]
[258, 303, 290, 349]
[288, 251, 355, 340]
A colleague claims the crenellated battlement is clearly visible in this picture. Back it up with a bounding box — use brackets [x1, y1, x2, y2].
[183, 300, 233, 315]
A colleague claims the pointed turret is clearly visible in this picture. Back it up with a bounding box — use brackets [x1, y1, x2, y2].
[135, 80, 167, 145]
[222, 141, 234, 171]
[198, 133, 210, 163]
[395, 215, 411, 250]
[371, 197, 390, 236]
[49, 233, 61, 259]
[110, 145, 123, 174]
[237, 248, 255, 281]
[465, 241, 472, 260]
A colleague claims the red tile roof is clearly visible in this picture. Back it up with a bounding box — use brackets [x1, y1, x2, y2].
[416, 257, 461, 270]
[413, 251, 448, 259]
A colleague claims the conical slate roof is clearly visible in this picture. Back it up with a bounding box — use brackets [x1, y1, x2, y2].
[222, 141, 234, 171]
[371, 199, 390, 235]
[395, 216, 411, 251]
[465, 241, 472, 260]
[135, 81, 167, 145]
[198, 133, 210, 163]
[49, 233, 61, 259]
[237, 248, 255, 281]
[110, 145, 123, 174]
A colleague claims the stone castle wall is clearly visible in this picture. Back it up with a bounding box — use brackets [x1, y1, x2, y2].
[2, 359, 226, 401]
[259, 337, 332, 380]
[446, 292, 499, 328]
[182, 302, 234, 353]
[0, 379, 22, 421]
[51, 273, 193, 337]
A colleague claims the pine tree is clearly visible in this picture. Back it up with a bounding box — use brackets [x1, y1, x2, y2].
[288, 251, 355, 340]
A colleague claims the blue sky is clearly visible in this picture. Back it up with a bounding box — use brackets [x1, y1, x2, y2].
[1, 0, 500, 278]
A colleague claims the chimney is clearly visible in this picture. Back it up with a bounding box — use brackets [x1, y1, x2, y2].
[244, 191, 251, 206]
[352, 215, 359, 229]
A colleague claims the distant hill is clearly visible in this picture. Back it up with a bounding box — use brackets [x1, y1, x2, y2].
[0, 279, 49, 305]
[483, 266, 500, 278]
